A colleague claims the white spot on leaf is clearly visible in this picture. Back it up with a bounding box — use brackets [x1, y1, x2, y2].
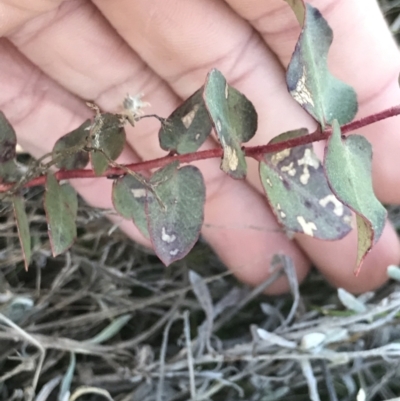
[271, 148, 291, 166]
[181, 104, 199, 129]
[276, 204, 287, 219]
[224, 146, 239, 171]
[291, 66, 315, 107]
[319, 195, 344, 216]
[297, 216, 317, 237]
[297, 148, 319, 185]
[161, 227, 176, 243]
[220, 136, 239, 172]
[170, 249, 179, 256]
[131, 188, 146, 198]
[281, 162, 296, 177]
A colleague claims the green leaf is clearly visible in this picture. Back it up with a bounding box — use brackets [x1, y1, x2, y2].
[203, 69, 257, 179]
[147, 164, 205, 265]
[44, 173, 78, 256]
[159, 88, 212, 154]
[53, 120, 90, 170]
[12, 195, 31, 270]
[324, 120, 386, 271]
[112, 173, 150, 239]
[285, 1, 358, 127]
[90, 113, 126, 175]
[260, 129, 352, 240]
[0, 111, 17, 163]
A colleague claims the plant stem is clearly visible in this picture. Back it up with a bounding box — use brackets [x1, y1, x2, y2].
[1, 104, 400, 193]
[341, 105, 400, 133]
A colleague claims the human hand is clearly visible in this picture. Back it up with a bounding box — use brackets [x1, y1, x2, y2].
[1, 0, 400, 294]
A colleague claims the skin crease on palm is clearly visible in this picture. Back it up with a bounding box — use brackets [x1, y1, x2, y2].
[1, 0, 400, 294]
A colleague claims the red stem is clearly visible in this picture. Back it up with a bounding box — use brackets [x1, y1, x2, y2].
[2, 104, 400, 192]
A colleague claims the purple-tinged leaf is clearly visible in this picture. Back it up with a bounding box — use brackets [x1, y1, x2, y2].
[285, 1, 358, 127]
[90, 113, 126, 175]
[112, 173, 150, 239]
[147, 163, 205, 265]
[53, 120, 90, 170]
[44, 173, 78, 256]
[159, 88, 212, 154]
[12, 195, 31, 270]
[203, 69, 257, 179]
[260, 128, 352, 240]
[324, 120, 386, 272]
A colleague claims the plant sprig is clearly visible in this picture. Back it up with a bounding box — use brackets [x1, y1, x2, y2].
[0, 0, 397, 274]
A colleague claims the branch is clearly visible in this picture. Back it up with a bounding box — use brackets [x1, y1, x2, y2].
[1, 104, 400, 193]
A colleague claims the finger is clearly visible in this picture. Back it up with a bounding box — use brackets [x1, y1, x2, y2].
[300, 222, 400, 294]
[0, 0, 63, 36]
[91, 0, 400, 290]
[7, 0, 311, 293]
[0, 37, 151, 248]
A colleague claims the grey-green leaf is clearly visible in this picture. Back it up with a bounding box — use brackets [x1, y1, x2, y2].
[203, 69, 257, 179]
[86, 314, 132, 344]
[0, 159, 19, 183]
[112, 173, 150, 239]
[44, 173, 78, 256]
[285, 1, 358, 127]
[147, 164, 205, 265]
[159, 88, 212, 154]
[151, 160, 180, 185]
[0, 112, 19, 183]
[0, 111, 17, 163]
[53, 120, 90, 170]
[59, 352, 76, 401]
[324, 120, 386, 271]
[90, 113, 126, 175]
[260, 128, 352, 240]
[12, 195, 31, 270]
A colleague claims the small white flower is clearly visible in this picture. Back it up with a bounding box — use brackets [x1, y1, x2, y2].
[122, 93, 150, 125]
